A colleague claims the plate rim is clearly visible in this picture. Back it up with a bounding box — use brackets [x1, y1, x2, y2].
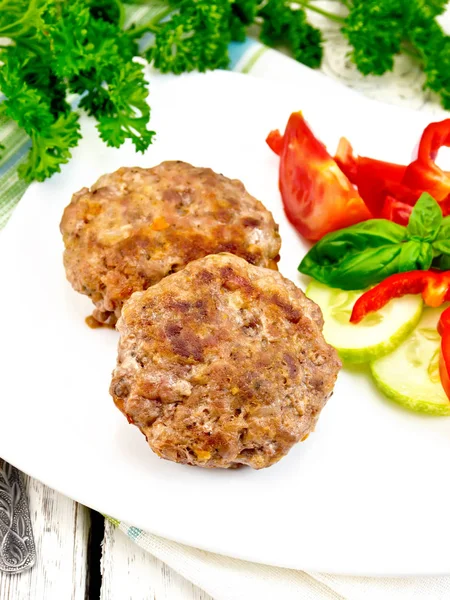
[1, 68, 449, 576]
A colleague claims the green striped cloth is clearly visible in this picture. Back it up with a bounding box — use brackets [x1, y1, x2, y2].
[0, 40, 272, 229]
[0, 5, 151, 228]
[0, 115, 28, 228]
[1, 1, 438, 232]
[0, 3, 209, 228]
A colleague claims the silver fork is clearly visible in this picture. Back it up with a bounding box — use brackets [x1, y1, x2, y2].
[0, 460, 36, 573]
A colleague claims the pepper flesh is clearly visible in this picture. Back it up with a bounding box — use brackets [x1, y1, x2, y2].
[350, 270, 450, 324]
[266, 112, 371, 241]
[439, 307, 450, 400]
[350, 270, 450, 401]
[334, 120, 450, 224]
[335, 137, 409, 218]
[380, 195, 413, 226]
[403, 120, 450, 203]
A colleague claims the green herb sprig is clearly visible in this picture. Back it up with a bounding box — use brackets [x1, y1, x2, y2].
[2, 0, 450, 183]
[299, 193, 450, 290]
[133, 0, 450, 109]
[0, 0, 154, 183]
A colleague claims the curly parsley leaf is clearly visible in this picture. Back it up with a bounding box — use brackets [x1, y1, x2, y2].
[405, 6, 450, 110]
[342, 0, 404, 75]
[19, 113, 82, 182]
[259, 0, 323, 69]
[45, 1, 155, 151]
[144, 0, 323, 72]
[0, 0, 42, 39]
[0, 0, 153, 182]
[4, 0, 450, 183]
[0, 39, 81, 182]
[412, 0, 447, 20]
[147, 0, 232, 73]
[93, 61, 154, 152]
[229, 0, 258, 42]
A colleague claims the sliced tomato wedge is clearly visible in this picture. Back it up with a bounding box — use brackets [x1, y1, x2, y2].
[266, 112, 372, 241]
[266, 129, 284, 156]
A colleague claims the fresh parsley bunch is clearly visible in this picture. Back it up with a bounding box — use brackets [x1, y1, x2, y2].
[137, 0, 450, 111]
[2, 0, 450, 184]
[141, 0, 323, 74]
[0, 0, 154, 183]
[0, 0, 325, 183]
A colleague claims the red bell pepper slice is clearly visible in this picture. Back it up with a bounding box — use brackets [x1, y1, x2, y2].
[402, 120, 450, 203]
[334, 120, 450, 222]
[334, 137, 358, 181]
[380, 195, 413, 226]
[334, 137, 411, 218]
[350, 270, 450, 401]
[266, 112, 372, 241]
[438, 307, 450, 400]
[357, 159, 412, 217]
[350, 271, 450, 324]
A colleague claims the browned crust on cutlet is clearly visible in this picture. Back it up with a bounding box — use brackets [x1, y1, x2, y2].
[110, 253, 341, 469]
[60, 161, 281, 324]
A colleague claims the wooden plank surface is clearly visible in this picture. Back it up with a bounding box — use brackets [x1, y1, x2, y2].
[100, 520, 213, 600]
[0, 474, 212, 600]
[0, 475, 91, 600]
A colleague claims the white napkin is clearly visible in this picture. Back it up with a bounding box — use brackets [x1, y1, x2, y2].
[113, 521, 450, 600]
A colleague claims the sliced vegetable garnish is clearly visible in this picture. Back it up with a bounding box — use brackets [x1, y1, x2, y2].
[334, 120, 450, 224]
[306, 281, 422, 363]
[403, 119, 450, 204]
[351, 270, 450, 324]
[380, 196, 413, 226]
[299, 192, 450, 290]
[371, 307, 450, 415]
[269, 114, 450, 239]
[335, 137, 408, 218]
[350, 269, 450, 404]
[276, 116, 450, 412]
[266, 111, 371, 241]
[438, 307, 450, 400]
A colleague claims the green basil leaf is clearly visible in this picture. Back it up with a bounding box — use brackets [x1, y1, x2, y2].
[300, 219, 406, 265]
[432, 215, 450, 254]
[406, 192, 442, 242]
[435, 254, 450, 270]
[398, 240, 433, 271]
[300, 245, 406, 290]
[417, 243, 434, 269]
[432, 239, 450, 254]
[299, 219, 406, 289]
[325, 219, 406, 245]
[299, 219, 436, 289]
[438, 215, 450, 233]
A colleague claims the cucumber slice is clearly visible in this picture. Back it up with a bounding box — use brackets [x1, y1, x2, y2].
[371, 307, 450, 415]
[306, 281, 423, 363]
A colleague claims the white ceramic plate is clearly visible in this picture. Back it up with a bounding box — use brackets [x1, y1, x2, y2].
[1, 69, 450, 576]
